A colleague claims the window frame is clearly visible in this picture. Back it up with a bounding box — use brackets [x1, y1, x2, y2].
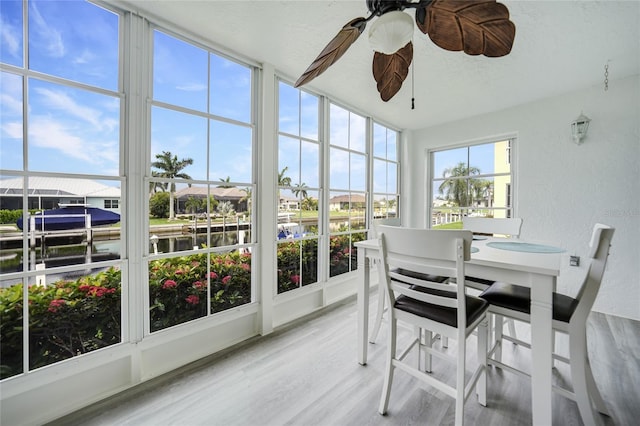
[427, 137, 516, 227]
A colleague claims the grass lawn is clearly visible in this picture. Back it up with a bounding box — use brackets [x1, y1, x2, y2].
[433, 221, 463, 230]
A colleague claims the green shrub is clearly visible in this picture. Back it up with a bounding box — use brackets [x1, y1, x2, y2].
[149, 192, 170, 218]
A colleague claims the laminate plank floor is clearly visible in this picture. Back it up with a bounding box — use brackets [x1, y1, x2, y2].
[50, 294, 640, 426]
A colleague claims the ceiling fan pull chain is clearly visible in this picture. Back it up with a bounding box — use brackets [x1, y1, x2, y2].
[604, 63, 609, 91]
[411, 57, 415, 110]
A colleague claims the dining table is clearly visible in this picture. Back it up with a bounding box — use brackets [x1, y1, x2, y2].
[354, 235, 563, 426]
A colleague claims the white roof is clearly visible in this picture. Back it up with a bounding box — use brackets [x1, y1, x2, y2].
[0, 177, 121, 198]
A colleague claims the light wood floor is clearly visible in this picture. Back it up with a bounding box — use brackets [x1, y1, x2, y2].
[50, 294, 640, 426]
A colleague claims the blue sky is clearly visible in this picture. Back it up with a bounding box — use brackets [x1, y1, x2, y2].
[1, 0, 489, 202]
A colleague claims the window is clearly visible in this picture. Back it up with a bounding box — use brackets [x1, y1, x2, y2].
[148, 30, 255, 332]
[372, 122, 399, 220]
[276, 81, 320, 293]
[328, 103, 367, 277]
[0, 0, 122, 379]
[104, 199, 119, 209]
[429, 139, 514, 228]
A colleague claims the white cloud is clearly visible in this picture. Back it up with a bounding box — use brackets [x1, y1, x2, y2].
[0, 16, 21, 58]
[29, 115, 117, 167]
[34, 87, 105, 130]
[29, 2, 65, 58]
[176, 83, 207, 92]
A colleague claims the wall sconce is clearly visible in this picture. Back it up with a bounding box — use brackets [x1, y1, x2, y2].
[571, 112, 591, 145]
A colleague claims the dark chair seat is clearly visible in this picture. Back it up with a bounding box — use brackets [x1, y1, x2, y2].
[465, 276, 495, 287]
[479, 282, 578, 323]
[395, 285, 488, 328]
[393, 268, 449, 284]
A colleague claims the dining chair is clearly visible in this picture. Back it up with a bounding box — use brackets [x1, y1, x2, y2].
[479, 223, 614, 426]
[376, 226, 488, 426]
[368, 218, 449, 344]
[462, 217, 523, 340]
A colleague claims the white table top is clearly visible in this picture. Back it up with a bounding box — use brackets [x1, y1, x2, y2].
[356, 237, 561, 278]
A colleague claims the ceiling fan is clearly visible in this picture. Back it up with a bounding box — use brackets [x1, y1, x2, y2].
[294, 0, 516, 102]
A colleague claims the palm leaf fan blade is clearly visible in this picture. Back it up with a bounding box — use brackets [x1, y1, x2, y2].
[417, 0, 515, 57]
[295, 17, 367, 88]
[372, 42, 413, 102]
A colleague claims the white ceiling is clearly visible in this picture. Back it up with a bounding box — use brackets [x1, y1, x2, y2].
[117, 0, 640, 130]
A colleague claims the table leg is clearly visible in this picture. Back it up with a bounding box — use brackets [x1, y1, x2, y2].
[530, 274, 555, 425]
[357, 250, 370, 365]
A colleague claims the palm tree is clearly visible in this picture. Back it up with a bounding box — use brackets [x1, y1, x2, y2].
[218, 176, 233, 188]
[438, 162, 480, 208]
[149, 171, 167, 194]
[184, 196, 203, 215]
[216, 201, 236, 233]
[151, 151, 194, 220]
[278, 167, 292, 187]
[241, 187, 252, 213]
[292, 183, 308, 200]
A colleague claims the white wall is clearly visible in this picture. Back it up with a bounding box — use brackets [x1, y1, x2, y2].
[404, 75, 640, 321]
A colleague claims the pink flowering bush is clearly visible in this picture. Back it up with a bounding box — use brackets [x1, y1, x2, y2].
[148, 251, 252, 331]
[0, 267, 122, 380]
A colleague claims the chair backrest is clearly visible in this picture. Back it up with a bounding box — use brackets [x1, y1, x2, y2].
[462, 217, 522, 238]
[376, 225, 473, 327]
[371, 217, 401, 236]
[571, 223, 615, 326]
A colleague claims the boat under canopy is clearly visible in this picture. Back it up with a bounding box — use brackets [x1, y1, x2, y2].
[17, 206, 121, 231]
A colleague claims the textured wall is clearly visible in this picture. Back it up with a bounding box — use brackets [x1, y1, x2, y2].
[404, 75, 640, 320]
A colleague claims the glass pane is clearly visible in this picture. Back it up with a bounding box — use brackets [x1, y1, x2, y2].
[0, 0, 23, 67]
[210, 250, 252, 313]
[0, 279, 23, 379]
[300, 140, 319, 188]
[210, 120, 252, 184]
[278, 82, 299, 136]
[373, 194, 398, 219]
[350, 231, 366, 271]
[210, 54, 251, 123]
[300, 91, 318, 140]
[153, 30, 207, 112]
[20, 177, 122, 272]
[28, 79, 120, 175]
[387, 161, 397, 192]
[349, 193, 367, 231]
[470, 176, 494, 210]
[373, 159, 387, 194]
[350, 152, 366, 192]
[492, 174, 512, 215]
[387, 131, 397, 162]
[373, 122, 386, 158]
[329, 234, 350, 277]
[151, 106, 204, 181]
[469, 142, 495, 174]
[301, 239, 318, 286]
[0, 175, 23, 275]
[278, 135, 299, 186]
[277, 240, 301, 294]
[434, 176, 471, 208]
[349, 112, 366, 153]
[433, 146, 467, 180]
[29, 0, 119, 91]
[28, 266, 122, 371]
[329, 103, 348, 148]
[329, 147, 349, 190]
[149, 254, 207, 331]
[0, 72, 23, 170]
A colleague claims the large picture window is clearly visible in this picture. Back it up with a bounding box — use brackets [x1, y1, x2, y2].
[148, 29, 255, 332]
[0, 0, 122, 379]
[276, 82, 320, 293]
[429, 139, 514, 228]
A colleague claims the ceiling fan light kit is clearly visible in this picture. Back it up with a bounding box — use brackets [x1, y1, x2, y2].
[295, 0, 516, 103]
[368, 10, 414, 54]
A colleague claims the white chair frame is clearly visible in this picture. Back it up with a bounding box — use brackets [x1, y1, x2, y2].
[482, 224, 614, 426]
[376, 226, 488, 426]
